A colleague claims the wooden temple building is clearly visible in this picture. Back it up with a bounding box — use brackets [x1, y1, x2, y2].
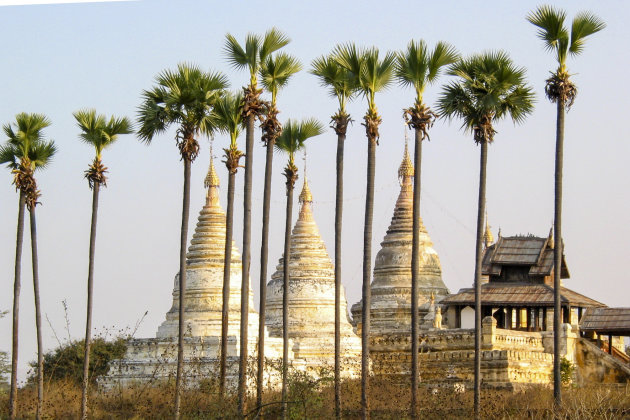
[443, 231, 605, 331]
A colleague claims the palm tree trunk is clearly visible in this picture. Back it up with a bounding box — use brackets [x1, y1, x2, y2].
[473, 139, 488, 419]
[281, 182, 294, 420]
[174, 157, 192, 420]
[411, 128, 422, 419]
[29, 206, 44, 420]
[334, 129, 346, 420]
[81, 182, 100, 420]
[361, 137, 376, 420]
[257, 139, 275, 409]
[553, 98, 565, 408]
[9, 191, 26, 420]
[238, 113, 255, 416]
[219, 170, 236, 399]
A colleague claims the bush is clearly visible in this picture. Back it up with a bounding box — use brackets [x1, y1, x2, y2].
[560, 356, 575, 385]
[28, 336, 127, 385]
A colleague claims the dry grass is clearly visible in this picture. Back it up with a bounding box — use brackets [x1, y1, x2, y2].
[1, 378, 630, 419]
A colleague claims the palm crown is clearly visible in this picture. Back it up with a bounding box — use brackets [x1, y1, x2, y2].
[213, 91, 245, 148]
[310, 54, 357, 115]
[74, 109, 133, 159]
[275, 118, 324, 166]
[438, 51, 535, 143]
[334, 44, 395, 115]
[0, 113, 56, 172]
[224, 28, 290, 89]
[395, 40, 459, 106]
[137, 63, 228, 160]
[259, 52, 302, 106]
[527, 5, 605, 75]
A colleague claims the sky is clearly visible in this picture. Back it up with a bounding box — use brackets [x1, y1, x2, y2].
[0, 0, 628, 382]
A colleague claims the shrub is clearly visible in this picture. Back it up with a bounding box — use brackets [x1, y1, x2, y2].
[560, 356, 575, 385]
[28, 336, 127, 385]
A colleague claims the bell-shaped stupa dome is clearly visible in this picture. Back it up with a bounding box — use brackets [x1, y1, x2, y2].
[352, 140, 449, 334]
[156, 155, 259, 341]
[266, 175, 361, 361]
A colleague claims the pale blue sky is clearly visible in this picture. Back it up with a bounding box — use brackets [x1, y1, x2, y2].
[1, 0, 628, 381]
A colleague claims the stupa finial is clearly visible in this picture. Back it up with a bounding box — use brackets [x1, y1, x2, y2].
[398, 126, 414, 185]
[204, 139, 220, 204]
[483, 211, 494, 248]
[299, 150, 312, 204]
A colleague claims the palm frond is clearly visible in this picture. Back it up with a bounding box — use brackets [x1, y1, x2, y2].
[275, 118, 324, 156]
[0, 143, 19, 170]
[137, 63, 228, 144]
[224, 33, 250, 71]
[438, 51, 534, 139]
[74, 109, 132, 156]
[259, 52, 302, 101]
[427, 41, 460, 84]
[310, 54, 357, 110]
[29, 140, 57, 171]
[527, 5, 569, 58]
[569, 11, 605, 56]
[213, 91, 244, 145]
[259, 28, 290, 62]
[333, 43, 364, 89]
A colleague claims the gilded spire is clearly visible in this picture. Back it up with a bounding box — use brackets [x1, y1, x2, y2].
[299, 175, 313, 203]
[204, 145, 220, 205]
[483, 212, 494, 248]
[398, 130, 414, 185]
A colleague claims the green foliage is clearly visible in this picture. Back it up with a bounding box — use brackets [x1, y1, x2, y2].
[73, 109, 133, 158]
[310, 53, 357, 113]
[395, 40, 459, 104]
[0, 113, 57, 172]
[560, 356, 574, 385]
[224, 28, 290, 87]
[28, 336, 127, 385]
[136, 63, 229, 145]
[259, 52, 302, 104]
[275, 118, 325, 164]
[212, 91, 244, 147]
[437, 51, 535, 142]
[527, 5, 605, 72]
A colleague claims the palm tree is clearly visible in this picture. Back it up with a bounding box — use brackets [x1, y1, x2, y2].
[394, 39, 458, 419]
[438, 52, 534, 417]
[256, 51, 301, 408]
[275, 118, 324, 420]
[335, 44, 395, 419]
[137, 63, 228, 419]
[0, 112, 56, 420]
[213, 91, 244, 399]
[527, 6, 604, 406]
[223, 29, 290, 414]
[310, 52, 357, 419]
[73, 109, 132, 419]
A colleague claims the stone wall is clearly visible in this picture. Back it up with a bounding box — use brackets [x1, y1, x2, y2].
[575, 338, 630, 385]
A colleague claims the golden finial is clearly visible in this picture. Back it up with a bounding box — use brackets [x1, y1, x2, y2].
[204, 141, 220, 189]
[483, 212, 494, 248]
[299, 150, 312, 203]
[430, 292, 435, 305]
[398, 127, 414, 183]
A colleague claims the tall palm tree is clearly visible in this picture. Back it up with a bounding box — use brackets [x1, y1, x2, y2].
[527, 6, 604, 406]
[275, 118, 324, 420]
[213, 91, 244, 399]
[137, 63, 228, 419]
[438, 52, 534, 417]
[394, 39, 458, 419]
[310, 53, 356, 419]
[223, 29, 290, 414]
[256, 51, 301, 408]
[73, 109, 132, 419]
[0, 113, 56, 420]
[335, 44, 395, 419]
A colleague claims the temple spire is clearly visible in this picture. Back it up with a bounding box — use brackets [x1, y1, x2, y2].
[204, 142, 220, 205]
[483, 212, 494, 249]
[398, 129, 414, 186]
